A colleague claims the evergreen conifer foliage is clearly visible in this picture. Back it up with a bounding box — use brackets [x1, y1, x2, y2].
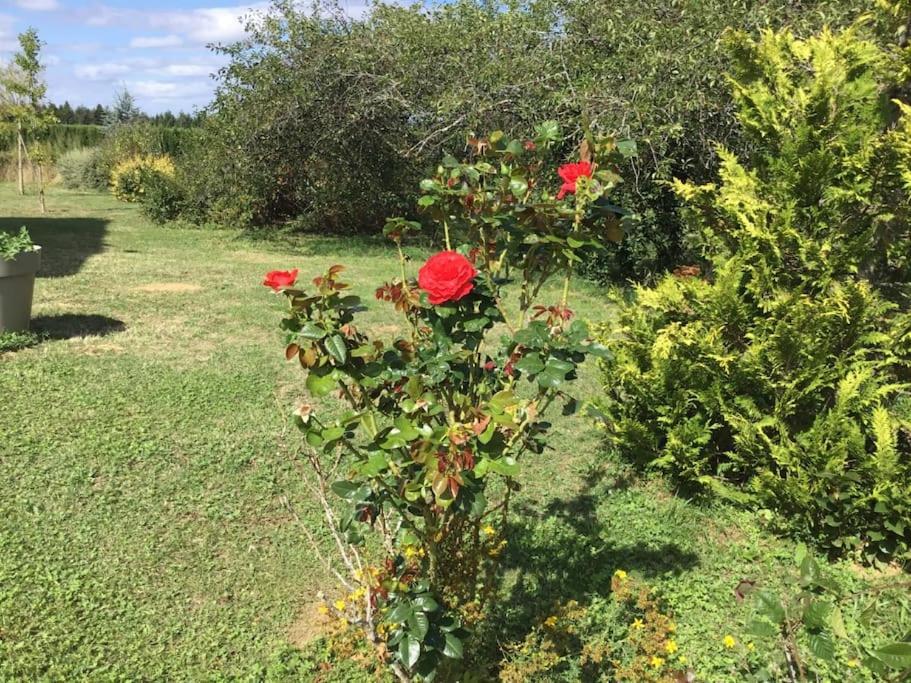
[595, 23, 911, 563]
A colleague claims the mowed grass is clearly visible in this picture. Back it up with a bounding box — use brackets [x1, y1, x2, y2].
[0, 184, 903, 681]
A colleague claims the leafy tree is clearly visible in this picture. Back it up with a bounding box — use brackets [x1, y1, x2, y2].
[0, 28, 55, 199]
[188, 0, 870, 275]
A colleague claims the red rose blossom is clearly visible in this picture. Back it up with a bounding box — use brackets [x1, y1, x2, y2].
[556, 161, 594, 200]
[418, 251, 477, 305]
[263, 269, 299, 291]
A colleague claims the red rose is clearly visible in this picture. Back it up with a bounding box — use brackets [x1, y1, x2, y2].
[263, 269, 299, 291]
[418, 251, 477, 305]
[556, 161, 594, 200]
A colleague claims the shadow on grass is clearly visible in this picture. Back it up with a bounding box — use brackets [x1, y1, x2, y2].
[32, 314, 125, 340]
[0, 217, 109, 278]
[493, 465, 699, 644]
[1, 314, 125, 353]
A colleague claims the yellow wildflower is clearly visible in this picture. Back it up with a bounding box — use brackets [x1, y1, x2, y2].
[543, 615, 558, 628]
[614, 569, 628, 580]
[631, 618, 644, 630]
[847, 658, 860, 668]
[650, 655, 664, 669]
[723, 635, 736, 649]
[317, 605, 329, 616]
[482, 524, 496, 535]
[334, 599, 346, 611]
[747, 642, 755, 652]
[350, 587, 366, 602]
[665, 640, 678, 654]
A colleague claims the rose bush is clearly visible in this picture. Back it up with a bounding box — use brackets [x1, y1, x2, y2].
[265, 122, 631, 681]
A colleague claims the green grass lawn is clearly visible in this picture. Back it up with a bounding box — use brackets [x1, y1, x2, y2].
[1, 184, 906, 681]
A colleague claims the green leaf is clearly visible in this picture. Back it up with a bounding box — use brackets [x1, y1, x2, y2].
[489, 390, 518, 412]
[875, 642, 911, 670]
[413, 595, 439, 613]
[537, 369, 564, 389]
[807, 632, 835, 662]
[442, 633, 463, 659]
[387, 601, 413, 624]
[462, 316, 490, 332]
[534, 120, 560, 144]
[299, 321, 326, 340]
[399, 633, 421, 669]
[506, 140, 524, 156]
[486, 456, 519, 477]
[514, 353, 544, 374]
[407, 611, 429, 641]
[325, 334, 347, 364]
[545, 357, 574, 375]
[829, 607, 848, 640]
[755, 590, 785, 624]
[799, 553, 821, 586]
[356, 452, 388, 477]
[585, 342, 612, 359]
[306, 369, 337, 397]
[794, 542, 808, 567]
[745, 619, 778, 638]
[617, 139, 637, 158]
[803, 600, 832, 630]
[330, 480, 360, 500]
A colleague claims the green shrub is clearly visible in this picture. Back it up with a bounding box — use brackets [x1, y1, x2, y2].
[594, 24, 911, 562]
[73, 123, 195, 194]
[110, 155, 176, 203]
[139, 171, 185, 224]
[187, 0, 867, 274]
[56, 147, 99, 189]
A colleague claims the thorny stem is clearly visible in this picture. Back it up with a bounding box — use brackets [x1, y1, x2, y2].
[396, 242, 410, 293]
[560, 271, 572, 308]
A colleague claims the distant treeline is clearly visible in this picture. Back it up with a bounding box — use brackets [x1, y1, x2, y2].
[0, 123, 102, 154]
[39, 101, 203, 128]
[0, 122, 196, 158]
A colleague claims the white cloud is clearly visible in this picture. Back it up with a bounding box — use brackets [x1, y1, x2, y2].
[160, 63, 214, 77]
[128, 80, 179, 98]
[85, 4, 268, 45]
[130, 35, 183, 49]
[0, 14, 17, 52]
[13, 0, 60, 10]
[73, 62, 130, 80]
[126, 79, 208, 100]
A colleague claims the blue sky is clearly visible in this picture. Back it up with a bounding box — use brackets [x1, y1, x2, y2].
[0, 0, 371, 114]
